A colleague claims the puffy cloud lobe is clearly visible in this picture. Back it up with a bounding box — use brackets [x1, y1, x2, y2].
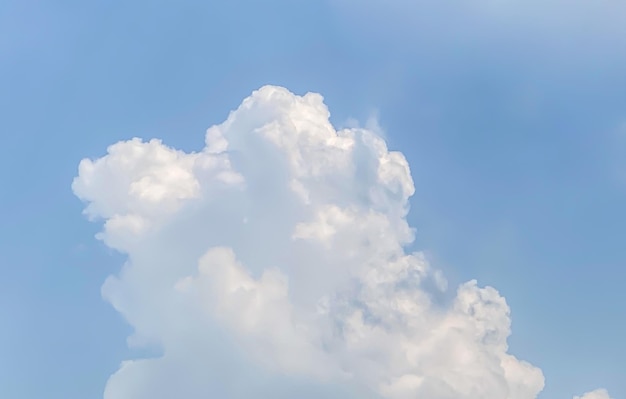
[73, 86, 611, 399]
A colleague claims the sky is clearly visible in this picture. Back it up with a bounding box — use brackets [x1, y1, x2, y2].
[0, 1, 625, 398]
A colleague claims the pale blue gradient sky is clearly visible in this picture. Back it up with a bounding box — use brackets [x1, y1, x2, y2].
[1, 1, 624, 398]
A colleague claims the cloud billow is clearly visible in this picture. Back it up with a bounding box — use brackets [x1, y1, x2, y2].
[73, 86, 610, 399]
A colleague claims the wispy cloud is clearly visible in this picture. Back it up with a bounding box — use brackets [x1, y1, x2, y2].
[330, 0, 626, 73]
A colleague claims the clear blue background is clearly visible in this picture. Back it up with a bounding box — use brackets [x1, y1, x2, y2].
[1, 1, 624, 398]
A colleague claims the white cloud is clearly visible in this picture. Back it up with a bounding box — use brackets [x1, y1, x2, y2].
[73, 86, 611, 399]
[574, 389, 612, 399]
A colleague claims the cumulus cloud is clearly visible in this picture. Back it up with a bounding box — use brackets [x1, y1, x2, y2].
[73, 86, 611, 399]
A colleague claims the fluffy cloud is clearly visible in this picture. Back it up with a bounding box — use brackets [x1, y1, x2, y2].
[73, 86, 611, 399]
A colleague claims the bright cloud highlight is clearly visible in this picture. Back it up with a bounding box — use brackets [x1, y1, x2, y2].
[73, 86, 611, 399]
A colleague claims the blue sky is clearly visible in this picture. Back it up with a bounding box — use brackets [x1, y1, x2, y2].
[1, 1, 624, 398]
